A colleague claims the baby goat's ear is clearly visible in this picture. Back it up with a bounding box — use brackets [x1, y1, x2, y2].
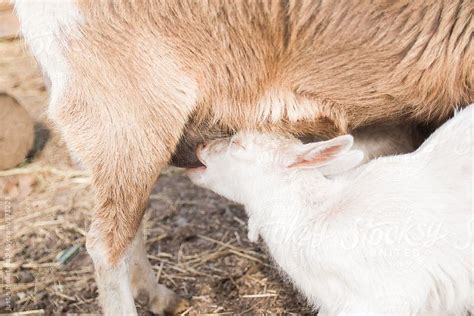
[287, 135, 364, 175]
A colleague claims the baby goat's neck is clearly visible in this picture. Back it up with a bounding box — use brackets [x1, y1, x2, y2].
[244, 169, 348, 221]
[242, 168, 350, 251]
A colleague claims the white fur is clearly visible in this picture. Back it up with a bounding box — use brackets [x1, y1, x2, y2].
[86, 224, 137, 316]
[14, 0, 82, 117]
[257, 89, 320, 123]
[188, 105, 473, 315]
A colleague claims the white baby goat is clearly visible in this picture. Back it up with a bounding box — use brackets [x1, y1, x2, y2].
[188, 105, 473, 315]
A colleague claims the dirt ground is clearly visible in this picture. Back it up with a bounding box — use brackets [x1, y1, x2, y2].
[0, 10, 314, 316]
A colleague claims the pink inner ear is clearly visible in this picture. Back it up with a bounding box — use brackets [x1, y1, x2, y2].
[289, 145, 342, 168]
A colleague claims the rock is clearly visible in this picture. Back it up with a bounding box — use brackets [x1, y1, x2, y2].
[0, 94, 34, 170]
[0, 293, 15, 311]
[17, 270, 34, 283]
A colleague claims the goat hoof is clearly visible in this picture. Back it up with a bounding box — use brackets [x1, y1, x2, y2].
[162, 295, 190, 315]
[131, 254, 189, 315]
[137, 285, 189, 315]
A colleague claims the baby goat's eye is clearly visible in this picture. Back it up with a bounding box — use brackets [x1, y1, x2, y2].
[231, 138, 246, 149]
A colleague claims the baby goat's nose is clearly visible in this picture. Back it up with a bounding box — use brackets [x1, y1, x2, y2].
[196, 143, 203, 154]
[195, 143, 207, 167]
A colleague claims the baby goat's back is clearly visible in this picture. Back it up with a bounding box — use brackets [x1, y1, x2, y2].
[352, 104, 472, 206]
[335, 105, 473, 314]
[415, 104, 473, 204]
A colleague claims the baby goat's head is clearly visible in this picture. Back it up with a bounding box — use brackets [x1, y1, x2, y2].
[187, 132, 363, 203]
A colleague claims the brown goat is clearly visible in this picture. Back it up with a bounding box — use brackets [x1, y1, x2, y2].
[15, 0, 473, 314]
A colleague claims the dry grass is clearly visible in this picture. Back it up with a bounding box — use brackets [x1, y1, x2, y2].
[0, 164, 313, 314]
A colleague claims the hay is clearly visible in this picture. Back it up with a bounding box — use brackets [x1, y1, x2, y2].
[1, 163, 312, 314]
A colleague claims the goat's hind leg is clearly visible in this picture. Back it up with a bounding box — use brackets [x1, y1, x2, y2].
[86, 222, 137, 315]
[86, 223, 188, 315]
[53, 88, 195, 314]
[130, 224, 188, 314]
[16, 1, 198, 313]
[71, 109, 190, 314]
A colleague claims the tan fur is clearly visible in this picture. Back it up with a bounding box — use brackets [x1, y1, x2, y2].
[79, 0, 472, 125]
[67, 0, 471, 274]
[21, 0, 473, 312]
